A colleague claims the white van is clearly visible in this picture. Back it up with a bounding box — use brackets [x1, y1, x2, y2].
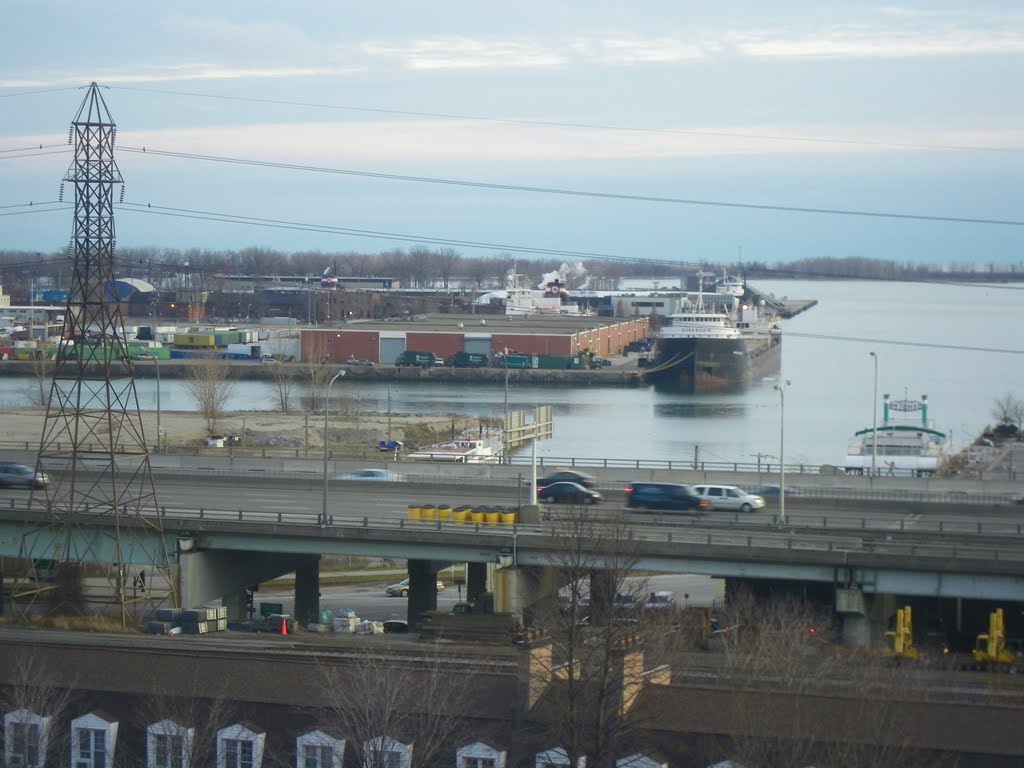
[692, 484, 765, 513]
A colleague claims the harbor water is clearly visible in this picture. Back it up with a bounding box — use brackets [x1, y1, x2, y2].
[0, 280, 1019, 467]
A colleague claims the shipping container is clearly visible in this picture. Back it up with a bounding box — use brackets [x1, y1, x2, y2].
[494, 354, 538, 369]
[537, 355, 570, 370]
[173, 333, 216, 348]
[226, 343, 260, 358]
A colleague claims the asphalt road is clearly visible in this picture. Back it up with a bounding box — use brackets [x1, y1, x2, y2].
[257, 572, 724, 624]
[3, 474, 1023, 535]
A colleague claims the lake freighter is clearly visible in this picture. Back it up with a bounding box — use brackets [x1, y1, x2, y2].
[643, 287, 781, 393]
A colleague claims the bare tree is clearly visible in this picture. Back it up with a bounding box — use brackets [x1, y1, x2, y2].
[709, 588, 944, 768]
[991, 392, 1023, 435]
[314, 641, 477, 768]
[268, 362, 298, 413]
[125, 673, 238, 768]
[181, 357, 236, 432]
[530, 505, 651, 768]
[18, 340, 55, 407]
[303, 335, 335, 413]
[435, 247, 461, 288]
[0, 650, 77, 768]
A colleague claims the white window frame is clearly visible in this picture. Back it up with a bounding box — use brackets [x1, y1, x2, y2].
[296, 730, 344, 768]
[70, 712, 118, 768]
[147, 719, 194, 768]
[4, 709, 50, 768]
[536, 747, 586, 768]
[362, 736, 412, 768]
[76, 727, 107, 768]
[216, 723, 265, 768]
[616, 755, 667, 768]
[457, 741, 506, 768]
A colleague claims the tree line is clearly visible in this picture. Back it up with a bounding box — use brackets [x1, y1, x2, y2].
[1, 246, 1021, 302]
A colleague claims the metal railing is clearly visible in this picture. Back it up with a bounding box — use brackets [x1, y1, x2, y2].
[2, 501, 1018, 567]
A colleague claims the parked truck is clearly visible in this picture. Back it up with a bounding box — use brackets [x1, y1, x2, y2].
[446, 351, 490, 368]
[394, 350, 440, 368]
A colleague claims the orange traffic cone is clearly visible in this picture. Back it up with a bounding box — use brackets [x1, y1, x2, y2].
[280, 617, 288, 636]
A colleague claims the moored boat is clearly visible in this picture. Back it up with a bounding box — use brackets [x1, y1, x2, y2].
[406, 427, 504, 463]
[844, 394, 952, 477]
[643, 280, 781, 393]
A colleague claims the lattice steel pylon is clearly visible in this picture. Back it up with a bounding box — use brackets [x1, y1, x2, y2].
[13, 83, 175, 624]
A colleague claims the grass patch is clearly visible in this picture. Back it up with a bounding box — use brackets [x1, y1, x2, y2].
[4, 613, 141, 633]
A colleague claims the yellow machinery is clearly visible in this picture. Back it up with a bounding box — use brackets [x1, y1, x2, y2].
[972, 608, 1018, 667]
[885, 605, 919, 660]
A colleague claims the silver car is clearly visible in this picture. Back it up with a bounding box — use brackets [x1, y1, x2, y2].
[0, 463, 49, 489]
[692, 484, 765, 513]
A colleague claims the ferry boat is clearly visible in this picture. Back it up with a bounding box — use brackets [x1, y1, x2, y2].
[643, 281, 781, 393]
[406, 427, 504, 464]
[843, 394, 952, 477]
[473, 270, 584, 317]
[716, 271, 746, 297]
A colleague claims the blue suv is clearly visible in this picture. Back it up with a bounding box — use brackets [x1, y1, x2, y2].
[624, 482, 709, 513]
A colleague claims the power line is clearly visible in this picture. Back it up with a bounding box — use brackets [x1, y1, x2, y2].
[0, 86, 83, 99]
[783, 330, 1023, 355]
[0, 143, 70, 155]
[109, 84, 1024, 155]
[118, 145, 1024, 228]
[5, 198, 1021, 288]
[117, 201, 671, 263]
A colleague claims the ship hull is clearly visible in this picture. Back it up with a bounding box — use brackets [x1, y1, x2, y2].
[644, 336, 781, 393]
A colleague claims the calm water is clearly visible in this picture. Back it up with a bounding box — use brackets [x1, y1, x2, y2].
[1, 280, 1020, 466]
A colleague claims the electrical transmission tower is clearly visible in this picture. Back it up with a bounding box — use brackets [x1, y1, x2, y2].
[14, 83, 175, 624]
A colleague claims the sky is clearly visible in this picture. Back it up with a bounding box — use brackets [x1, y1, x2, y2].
[1, 1, 1023, 267]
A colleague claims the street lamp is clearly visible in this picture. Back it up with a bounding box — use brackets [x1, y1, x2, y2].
[773, 379, 791, 525]
[321, 370, 346, 527]
[153, 355, 161, 454]
[869, 351, 878, 481]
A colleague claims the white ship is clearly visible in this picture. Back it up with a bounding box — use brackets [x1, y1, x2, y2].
[844, 394, 952, 477]
[406, 427, 504, 464]
[473, 270, 583, 317]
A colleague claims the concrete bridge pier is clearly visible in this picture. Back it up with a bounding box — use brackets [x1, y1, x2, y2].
[466, 561, 488, 603]
[294, 558, 321, 626]
[837, 586, 895, 649]
[492, 565, 561, 626]
[406, 559, 443, 628]
[178, 548, 318, 621]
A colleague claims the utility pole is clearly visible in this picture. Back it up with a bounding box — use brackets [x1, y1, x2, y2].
[15, 84, 172, 623]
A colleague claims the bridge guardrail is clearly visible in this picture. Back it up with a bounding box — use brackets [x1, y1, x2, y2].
[151, 506, 1024, 566]
[21, 456, 1016, 508]
[3, 500, 1023, 566]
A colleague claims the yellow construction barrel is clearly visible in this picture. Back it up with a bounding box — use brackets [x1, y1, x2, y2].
[407, 504, 421, 521]
[437, 504, 452, 522]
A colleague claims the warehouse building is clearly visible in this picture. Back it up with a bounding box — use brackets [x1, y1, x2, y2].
[300, 314, 649, 365]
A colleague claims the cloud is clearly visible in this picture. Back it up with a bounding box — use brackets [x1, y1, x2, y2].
[361, 37, 567, 71]
[733, 24, 1024, 59]
[110, 119, 1024, 168]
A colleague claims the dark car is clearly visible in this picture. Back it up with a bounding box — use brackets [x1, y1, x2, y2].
[624, 482, 709, 513]
[537, 481, 602, 505]
[0, 463, 49, 489]
[538, 470, 597, 489]
[756, 484, 800, 499]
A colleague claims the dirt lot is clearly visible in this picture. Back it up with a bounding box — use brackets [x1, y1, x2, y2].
[0, 406, 491, 452]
